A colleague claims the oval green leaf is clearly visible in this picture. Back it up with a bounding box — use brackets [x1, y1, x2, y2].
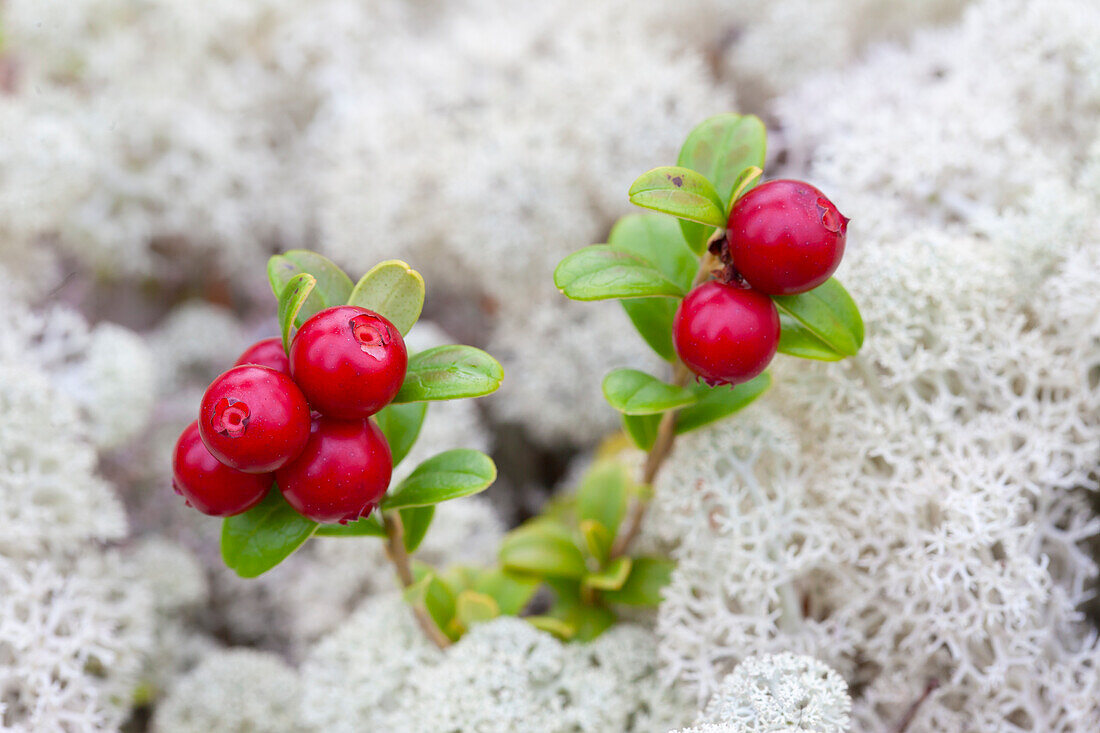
[600, 556, 674, 607]
[577, 460, 629, 538]
[602, 368, 698, 415]
[620, 298, 678, 361]
[622, 413, 660, 451]
[675, 372, 771, 435]
[400, 505, 435, 553]
[314, 512, 386, 538]
[772, 278, 864, 359]
[455, 590, 500, 629]
[500, 526, 588, 579]
[472, 569, 541, 616]
[392, 345, 504, 403]
[608, 214, 697, 291]
[267, 250, 354, 323]
[221, 488, 318, 578]
[277, 273, 316, 352]
[374, 402, 428, 467]
[628, 166, 726, 228]
[381, 449, 497, 509]
[554, 245, 685, 301]
[347, 259, 425, 336]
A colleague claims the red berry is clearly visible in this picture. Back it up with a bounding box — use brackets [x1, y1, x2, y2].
[289, 305, 407, 419]
[673, 281, 779, 385]
[276, 416, 393, 524]
[198, 365, 311, 473]
[234, 337, 291, 375]
[172, 421, 272, 516]
[726, 179, 848, 295]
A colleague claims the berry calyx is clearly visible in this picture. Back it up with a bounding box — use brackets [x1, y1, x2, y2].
[172, 421, 273, 516]
[276, 416, 393, 524]
[673, 280, 780, 385]
[289, 305, 407, 419]
[199, 365, 311, 473]
[726, 179, 848, 295]
[234, 337, 291, 375]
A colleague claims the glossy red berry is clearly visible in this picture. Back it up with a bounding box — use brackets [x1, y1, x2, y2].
[726, 179, 848, 295]
[673, 280, 780, 385]
[172, 421, 272, 516]
[234, 337, 291, 375]
[198, 365, 311, 473]
[289, 305, 407, 419]
[276, 416, 393, 524]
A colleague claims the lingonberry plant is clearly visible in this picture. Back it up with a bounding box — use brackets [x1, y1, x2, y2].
[172, 254, 504, 648]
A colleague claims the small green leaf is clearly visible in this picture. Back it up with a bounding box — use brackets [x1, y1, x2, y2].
[268, 250, 354, 323]
[620, 298, 678, 361]
[401, 505, 435, 553]
[602, 368, 698, 415]
[726, 166, 763, 216]
[412, 562, 457, 632]
[500, 526, 588, 579]
[583, 556, 633, 592]
[347, 259, 425, 336]
[526, 615, 576, 640]
[472, 569, 541, 616]
[455, 590, 500, 628]
[554, 245, 685, 301]
[277, 273, 316, 352]
[382, 450, 496, 509]
[403, 572, 434, 606]
[374, 402, 428, 467]
[675, 372, 771, 435]
[773, 278, 864, 359]
[547, 586, 617, 642]
[577, 461, 629, 538]
[601, 557, 674, 607]
[580, 520, 612, 565]
[608, 215, 697, 291]
[628, 167, 726, 228]
[392, 345, 504, 403]
[622, 413, 661, 451]
[677, 114, 767, 252]
[314, 512, 386, 537]
[221, 488, 318, 578]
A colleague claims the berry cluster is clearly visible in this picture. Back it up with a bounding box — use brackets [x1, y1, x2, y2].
[172, 305, 407, 523]
[673, 179, 848, 385]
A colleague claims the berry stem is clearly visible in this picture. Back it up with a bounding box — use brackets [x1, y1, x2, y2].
[382, 510, 453, 649]
[610, 243, 722, 559]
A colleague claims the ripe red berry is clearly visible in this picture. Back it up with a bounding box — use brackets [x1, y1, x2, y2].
[673, 280, 780, 385]
[234, 337, 291, 375]
[289, 305, 407, 419]
[726, 179, 848, 295]
[276, 416, 393, 524]
[172, 421, 272, 516]
[198, 365, 311, 473]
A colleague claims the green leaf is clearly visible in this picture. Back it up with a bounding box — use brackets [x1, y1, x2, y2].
[554, 245, 685, 301]
[628, 167, 726, 228]
[622, 413, 660, 451]
[772, 278, 864, 359]
[577, 461, 629, 538]
[472, 569, 541, 616]
[583, 556, 633, 592]
[268, 251, 354, 324]
[602, 368, 698, 415]
[401, 506, 435, 553]
[455, 590, 500, 628]
[675, 372, 771, 435]
[347, 259, 425, 336]
[221, 488, 318, 578]
[374, 402, 428, 467]
[382, 449, 497, 509]
[546, 585, 617, 642]
[412, 562, 457, 633]
[277, 273, 316, 352]
[601, 557, 674, 607]
[580, 520, 612, 565]
[313, 512, 386, 537]
[620, 298, 678, 361]
[526, 615, 576, 640]
[608, 215, 697, 291]
[402, 572, 434, 606]
[392, 345, 504, 403]
[500, 525, 588, 579]
[677, 114, 767, 253]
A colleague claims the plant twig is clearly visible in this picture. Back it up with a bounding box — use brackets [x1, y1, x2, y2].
[383, 510, 452, 649]
[610, 245, 721, 559]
